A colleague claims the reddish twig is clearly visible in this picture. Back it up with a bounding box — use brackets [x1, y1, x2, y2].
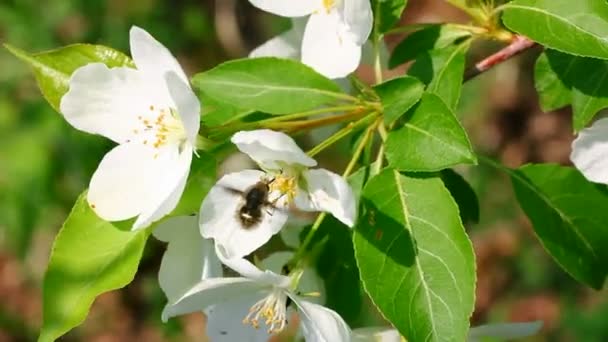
[464, 35, 538, 81]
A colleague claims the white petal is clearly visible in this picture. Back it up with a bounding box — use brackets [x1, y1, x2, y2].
[216, 245, 291, 287]
[468, 321, 543, 342]
[299, 169, 356, 227]
[291, 298, 351, 342]
[60, 63, 166, 144]
[129, 26, 188, 84]
[248, 0, 318, 17]
[250, 29, 301, 60]
[161, 277, 266, 321]
[571, 118, 608, 184]
[302, 11, 362, 79]
[231, 130, 316, 169]
[200, 170, 289, 258]
[206, 297, 271, 342]
[352, 327, 401, 342]
[165, 71, 200, 146]
[340, 0, 373, 45]
[154, 216, 222, 302]
[132, 144, 192, 229]
[87, 143, 189, 228]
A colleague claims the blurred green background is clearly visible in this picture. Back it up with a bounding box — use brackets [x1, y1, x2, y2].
[0, 0, 606, 341]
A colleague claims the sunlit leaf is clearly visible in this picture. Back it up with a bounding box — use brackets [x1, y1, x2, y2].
[192, 57, 347, 114]
[502, 0, 608, 59]
[408, 43, 469, 110]
[354, 168, 476, 341]
[385, 93, 476, 172]
[374, 76, 424, 125]
[39, 193, 149, 342]
[389, 24, 471, 68]
[4, 44, 133, 112]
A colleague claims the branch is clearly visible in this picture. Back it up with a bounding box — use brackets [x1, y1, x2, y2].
[464, 35, 538, 82]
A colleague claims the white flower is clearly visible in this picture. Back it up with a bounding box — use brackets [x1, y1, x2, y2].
[571, 118, 608, 184]
[200, 129, 356, 259]
[60, 26, 200, 229]
[249, 0, 373, 79]
[153, 216, 222, 302]
[351, 321, 543, 342]
[162, 246, 351, 342]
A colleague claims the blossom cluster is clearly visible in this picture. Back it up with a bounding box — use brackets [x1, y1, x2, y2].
[55, 1, 545, 340]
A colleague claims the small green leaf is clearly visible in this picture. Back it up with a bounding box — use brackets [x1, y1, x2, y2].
[408, 43, 469, 110]
[354, 168, 476, 341]
[502, 0, 608, 59]
[510, 164, 608, 289]
[389, 24, 471, 68]
[39, 193, 149, 342]
[372, 0, 409, 35]
[385, 93, 476, 172]
[441, 169, 480, 224]
[534, 50, 608, 131]
[374, 76, 424, 125]
[4, 44, 133, 112]
[192, 57, 347, 115]
[170, 152, 216, 217]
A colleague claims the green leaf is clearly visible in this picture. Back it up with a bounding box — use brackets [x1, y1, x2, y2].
[354, 168, 476, 341]
[502, 0, 608, 60]
[441, 169, 479, 224]
[4, 44, 133, 112]
[372, 0, 409, 35]
[200, 94, 254, 127]
[408, 43, 469, 110]
[534, 50, 608, 131]
[315, 216, 362, 325]
[389, 24, 471, 68]
[192, 57, 347, 115]
[510, 164, 608, 289]
[374, 76, 424, 125]
[39, 193, 149, 342]
[170, 152, 216, 217]
[385, 93, 476, 172]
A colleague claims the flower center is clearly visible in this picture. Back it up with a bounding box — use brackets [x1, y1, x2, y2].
[242, 289, 288, 334]
[269, 173, 297, 205]
[322, 0, 335, 12]
[131, 104, 187, 151]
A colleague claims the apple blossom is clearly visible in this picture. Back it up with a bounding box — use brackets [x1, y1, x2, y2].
[60, 26, 200, 229]
[162, 246, 350, 341]
[153, 216, 222, 302]
[248, 0, 373, 79]
[199, 129, 356, 259]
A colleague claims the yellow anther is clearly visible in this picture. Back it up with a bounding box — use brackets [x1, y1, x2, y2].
[323, 0, 335, 12]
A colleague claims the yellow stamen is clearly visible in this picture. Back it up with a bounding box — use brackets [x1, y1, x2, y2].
[323, 0, 335, 12]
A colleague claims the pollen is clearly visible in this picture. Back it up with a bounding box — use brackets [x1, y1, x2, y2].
[132, 106, 187, 149]
[322, 0, 335, 12]
[270, 174, 297, 204]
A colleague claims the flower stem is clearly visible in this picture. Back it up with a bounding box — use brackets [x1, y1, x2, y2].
[372, 121, 388, 175]
[306, 113, 377, 157]
[288, 122, 377, 271]
[373, 37, 384, 84]
[261, 105, 365, 123]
